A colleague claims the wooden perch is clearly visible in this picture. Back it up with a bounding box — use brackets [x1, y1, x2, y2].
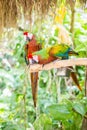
[29, 58, 87, 72]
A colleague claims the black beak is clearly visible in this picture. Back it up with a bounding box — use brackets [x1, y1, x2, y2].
[26, 37, 31, 41]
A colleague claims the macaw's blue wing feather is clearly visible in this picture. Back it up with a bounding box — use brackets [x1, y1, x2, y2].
[49, 44, 71, 59]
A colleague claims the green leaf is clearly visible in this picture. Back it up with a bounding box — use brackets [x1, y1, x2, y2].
[2, 122, 23, 130]
[73, 102, 86, 116]
[34, 114, 52, 130]
[82, 23, 87, 30]
[46, 104, 71, 120]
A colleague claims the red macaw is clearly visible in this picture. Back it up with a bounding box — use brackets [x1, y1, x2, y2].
[24, 32, 42, 107]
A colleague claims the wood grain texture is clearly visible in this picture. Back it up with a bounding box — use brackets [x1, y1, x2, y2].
[29, 58, 87, 72]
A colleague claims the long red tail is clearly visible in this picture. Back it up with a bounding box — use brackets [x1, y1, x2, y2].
[70, 66, 82, 91]
[30, 72, 38, 107]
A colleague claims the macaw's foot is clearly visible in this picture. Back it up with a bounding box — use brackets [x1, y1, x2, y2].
[32, 59, 37, 64]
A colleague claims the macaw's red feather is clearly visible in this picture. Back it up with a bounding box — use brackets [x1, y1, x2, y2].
[23, 32, 28, 35]
[30, 72, 38, 107]
[69, 66, 82, 91]
[27, 37, 42, 56]
[25, 35, 42, 107]
[38, 55, 58, 64]
[28, 54, 33, 59]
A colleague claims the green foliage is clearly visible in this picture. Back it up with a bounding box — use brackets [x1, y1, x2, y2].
[34, 97, 87, 130]
[46, 104, 71, 120]
[73, 102, 86, 116]
[74, 10, 87, 57]
[34, 114, 52, 130]
[0, 5, 87, 130]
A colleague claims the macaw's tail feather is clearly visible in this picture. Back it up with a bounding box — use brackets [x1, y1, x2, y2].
[70, 66, 82, 91]
[69, 51, 79, 56]
[30, 72, 38, 107]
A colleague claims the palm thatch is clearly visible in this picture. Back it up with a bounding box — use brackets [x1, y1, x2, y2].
[79, 0, 86, 4]
[66, 0, 87, 8]
[0, 0, 17, 27]
[0, 0, 86, 30]
[0, 0, 57, 29]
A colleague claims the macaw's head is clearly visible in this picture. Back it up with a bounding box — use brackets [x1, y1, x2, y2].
[23, 32, 33, 41]
[27, 54, 39, 64]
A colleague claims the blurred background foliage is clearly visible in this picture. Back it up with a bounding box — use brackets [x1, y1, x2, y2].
[0, 0, 87, 130]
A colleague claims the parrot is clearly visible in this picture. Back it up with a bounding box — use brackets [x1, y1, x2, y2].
[28, 47, 58, 64]
[24, 32, 42, 65]
[48, 44, 82, 91]
[30, 44, 78, 64]
[23, 32, 42, 107]
[28, 44, 82, 91]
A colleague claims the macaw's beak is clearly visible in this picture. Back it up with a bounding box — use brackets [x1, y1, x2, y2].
[24, 35, 31, 41]
[23, 32, 33, 41]
[26, 36, 31, 41]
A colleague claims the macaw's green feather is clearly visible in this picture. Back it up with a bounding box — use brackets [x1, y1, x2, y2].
[49, 44, 72, 59]
[33, 44, 78, 60]
[33, 48, 50, 59]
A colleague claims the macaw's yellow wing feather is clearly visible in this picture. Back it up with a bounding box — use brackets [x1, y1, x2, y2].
[49, 44, 70, 58]
[50, 44, 69, 53]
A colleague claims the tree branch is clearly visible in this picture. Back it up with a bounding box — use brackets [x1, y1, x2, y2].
[29, 58, 87, 72]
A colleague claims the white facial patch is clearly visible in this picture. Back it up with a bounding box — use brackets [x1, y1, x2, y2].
[28, 33, 33, 40]
[29, 59, 33, 64]
[33, 55, 39, 63]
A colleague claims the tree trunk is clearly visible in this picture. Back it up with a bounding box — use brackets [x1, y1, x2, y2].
[85, 66, 87, 96]
[81, 66, 87, 130]
[70, 0, 76, 47]
[81, 115, 87, 130]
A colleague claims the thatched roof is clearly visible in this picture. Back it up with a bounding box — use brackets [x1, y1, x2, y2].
[0, 0, 86, 30]
[0, 0, 57, 29]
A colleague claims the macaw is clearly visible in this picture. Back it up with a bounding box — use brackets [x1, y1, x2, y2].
[30, 44, 78, 63]
[24, 32, 42, 65]
[28, 47, 58, 64]
[28, 44, 82, 91]
[24, 32, 42, 107]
